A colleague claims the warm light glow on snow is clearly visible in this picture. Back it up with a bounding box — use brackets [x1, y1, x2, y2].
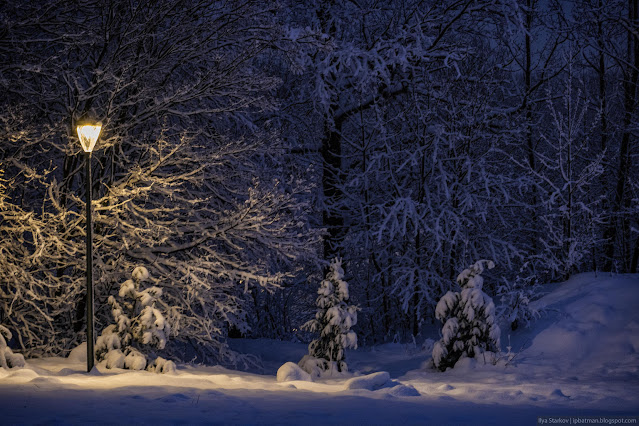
[76, 124, 102, 152]
[1, 273, 638, 424]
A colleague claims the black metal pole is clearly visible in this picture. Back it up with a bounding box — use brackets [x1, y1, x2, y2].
[85, 151, 94, 372]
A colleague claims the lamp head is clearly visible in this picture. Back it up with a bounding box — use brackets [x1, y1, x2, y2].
[76, 122, 102, 153]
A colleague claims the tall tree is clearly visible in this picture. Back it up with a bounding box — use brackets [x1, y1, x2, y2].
[0, 0, 320, 361]
[601, 0, 639, 271]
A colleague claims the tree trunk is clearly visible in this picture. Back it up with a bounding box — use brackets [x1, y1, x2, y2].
[321, 116, 345, 259]
[604, 0, 638, 271]
[525, 0, 539, 254]
[595, 0, 609, 273]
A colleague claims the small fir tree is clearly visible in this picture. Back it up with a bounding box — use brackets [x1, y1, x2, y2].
[432, 260, 501, 371]
[299, 258, 358, 377]
[95, 266, 177, 373]
[0, 325, 25, 369]
[496, 271, 543, 331]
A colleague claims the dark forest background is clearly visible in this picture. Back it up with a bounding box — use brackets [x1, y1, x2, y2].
[1, 0, 637, 364]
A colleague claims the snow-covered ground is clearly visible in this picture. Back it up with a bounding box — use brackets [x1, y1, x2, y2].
[1, 273, 638, 425]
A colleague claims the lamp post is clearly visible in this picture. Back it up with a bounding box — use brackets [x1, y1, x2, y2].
[76, 123, 101, 372]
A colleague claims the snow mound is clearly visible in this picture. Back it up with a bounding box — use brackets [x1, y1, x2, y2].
[3, 368, 38, 383]
[67, 343, 87, 362]
[30, 376, 62, 385]
[386, 384, 420, 397]
[277, 362, 312, 382]
[344, 371, 390, 390]
[523, 273, 639, 374]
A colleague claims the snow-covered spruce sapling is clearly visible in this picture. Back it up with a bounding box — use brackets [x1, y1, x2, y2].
[299, 258, 358, 378]
[432, 260, 501, 371]
[95, 267, 176, 373]
[0, 325, 25, 369]
[496, 272, 543, 331]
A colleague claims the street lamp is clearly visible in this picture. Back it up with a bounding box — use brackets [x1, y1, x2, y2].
[77, 122, 101, 372]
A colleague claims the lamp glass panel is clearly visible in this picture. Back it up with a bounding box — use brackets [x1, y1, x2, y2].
[77, 124, 101, 152]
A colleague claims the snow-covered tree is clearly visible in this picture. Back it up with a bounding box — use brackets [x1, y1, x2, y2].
[432, 260, 501, 371]
[0, 0, 320, 362]
[496, 267, 543, 331]
[0, 325, 25, 369]
[0, 155, 80, 356]
[534, 52, 604, 280]
[274, 0, 526, 344]
[299, 258, 357, 377]
[95, 266, 177, 373]
[2, 0, 637, 361]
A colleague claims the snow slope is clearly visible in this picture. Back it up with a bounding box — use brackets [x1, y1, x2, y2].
[0, 273, 637, 425]
[397, 272, 639, 412]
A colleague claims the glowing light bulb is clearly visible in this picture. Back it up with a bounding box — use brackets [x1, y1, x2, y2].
[77, 124, 102, 153]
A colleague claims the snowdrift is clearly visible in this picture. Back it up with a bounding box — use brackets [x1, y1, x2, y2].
[525, 273, 639, 376]
[0, 273, 637, 425]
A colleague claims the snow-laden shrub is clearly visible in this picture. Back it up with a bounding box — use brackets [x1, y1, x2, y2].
[276, 362, 312, 382]
[496, 272, 544, 331]
[299, 258, 358, 377]
[432, 260, 501, 371]
[95, 267, 176, 373]
[298, 355, 331, 379]
[343, 372, 390, 390]
[147, 356, 177, 374]
[0, 325, 25, 369]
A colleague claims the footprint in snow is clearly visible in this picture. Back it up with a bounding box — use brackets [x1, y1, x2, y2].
[128, 395, 146, 400]
[159, 393, 191, 403]
[550, 389, 570, 398]
[437, 384, 455, 391]
[438, 395, 456, 401]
